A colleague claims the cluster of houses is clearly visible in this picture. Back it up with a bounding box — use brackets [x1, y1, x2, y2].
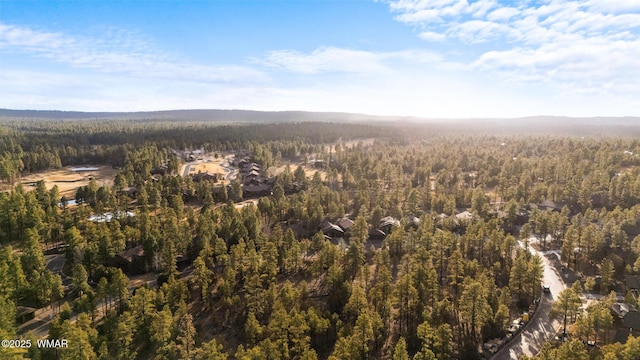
[614, 275, 640, 342]
[320, 215, 419, 250]
[170, 148, 204, 162]
[317, 200, 575, 253]
[191, 171, 221, 183]
[88, 211, 135, 223]
[236, 156, 275, 198]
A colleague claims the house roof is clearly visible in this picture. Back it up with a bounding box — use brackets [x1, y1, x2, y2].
[623, 311, 640, 329]
[612, 303, 637, 318]
[322, 222, 344, 234]
[244, 177, 265, 186]
[626, 275, 640, 290]
[379, 216, 400, 228]
[369, 228, 386, 237]
[337, 218, 354, 230]
[117, 245, 145, 263]
[407, 215, 421, 227]
[242, 163, 261, 171]
[88, 211, 135, 223]
[614, 329, 631, 344]
[455, 211, 473, 220]
[244, 184, 272, 193]
[16, 306, 37, 317]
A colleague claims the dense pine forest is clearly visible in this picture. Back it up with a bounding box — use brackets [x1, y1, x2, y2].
[4, 115, 640, 360]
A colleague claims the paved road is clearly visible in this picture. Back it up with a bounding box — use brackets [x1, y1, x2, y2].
[182, 162, 193, 177]
[45, 254, 66, 275]
[492, 243, 566, 359]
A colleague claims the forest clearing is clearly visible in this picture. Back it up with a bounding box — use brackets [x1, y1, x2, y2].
[3, 166, 118, 198]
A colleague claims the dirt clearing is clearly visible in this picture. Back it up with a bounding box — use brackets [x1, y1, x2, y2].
[10, 166, 118, 199]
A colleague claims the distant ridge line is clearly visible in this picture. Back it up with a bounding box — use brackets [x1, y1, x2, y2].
[0, 108, 638, 126]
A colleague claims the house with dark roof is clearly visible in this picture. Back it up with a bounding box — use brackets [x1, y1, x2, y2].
[242, 170, 263, 185]
[407, 215, 421, 229]
[191, 171, 219, 182]
[311, 159, 325, 168]
[337, 218, 354, 232]
[322, 221, 345, 238]
[366, 228, 386, 249]
[109, 245, 146, 274]
[243, 184, 273, 198]
[245, 169, 261, 177]
[368, 228, 386, 241]
[623, 311, 640, 331]
[612, 303, 637, 319]
[455, 211, 473, 221]
[150, 166, 168, 176]
[626, 275, 640, 295]
[379, 216, 400, 234]
[16, 306, 37, 324]
[241, 163, 261, 173]
[236, 157, 251, 168]
[610, 302, 640, 343]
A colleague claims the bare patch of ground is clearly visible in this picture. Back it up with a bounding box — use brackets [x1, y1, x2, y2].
[234, 199, 259, 210]
[180, 154, 235, 186]
[8, 166, 117, 199]
[188, 162, 226, 175]
[128, 273, 157, 290]
[267, 163, 328, 181]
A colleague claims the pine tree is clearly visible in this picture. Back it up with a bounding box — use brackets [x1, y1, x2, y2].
[393, 337, 409, 360]
[195, 339, 228, 360]
[551, 282, 583, 337]
[175, 312, 196, 359]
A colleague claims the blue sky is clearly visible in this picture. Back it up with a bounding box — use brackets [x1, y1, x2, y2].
[1, 0, 639, 117]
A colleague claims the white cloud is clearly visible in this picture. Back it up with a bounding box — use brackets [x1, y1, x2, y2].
[447, 20, 513, 43]
[469, 0, 498, 18]
[261, 47, 387, 74]
[419, 31, 447, 41]
[395, 9, 442, 24]
[385, 0, 640, 101]
[487, 7, 519, 21]
[587, 0, 640, 14]
[0, 23, 265, 84]
[260, 47, 441, 74]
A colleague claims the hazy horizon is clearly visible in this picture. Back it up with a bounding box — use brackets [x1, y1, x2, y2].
[2, 108, 640, 124]
[1, 1, 639, 118]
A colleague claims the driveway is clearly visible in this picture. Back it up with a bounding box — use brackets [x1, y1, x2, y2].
[492, 242, 566, 359]
[45, 254, 66, 275]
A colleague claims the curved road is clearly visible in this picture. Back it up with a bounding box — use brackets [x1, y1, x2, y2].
[492, 245, 566, 359]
